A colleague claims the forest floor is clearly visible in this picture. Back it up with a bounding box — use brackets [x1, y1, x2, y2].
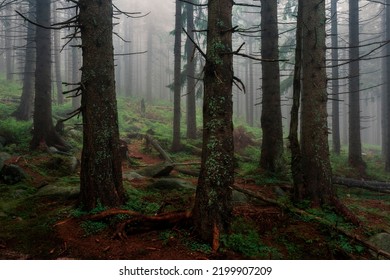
[1, 137, 390, 260]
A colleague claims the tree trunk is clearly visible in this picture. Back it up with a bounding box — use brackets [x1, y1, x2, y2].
[12, 0, 35, 121]
[30, 0, 65, 150]
[72, 39, 81, 110]
[78, 0, 126, 211]
[331, 0, 341, 155]
[385, 1, 390, 172]
[248, 38, 254, 127]
[5, 3, 13, 81]
[260, 0, 284, 173]
[348, 0, 365, 170]
[53, 1, 63, 105]
[289, 0, 304, 201]
[146, 28, 153, 102]
[186, 2, 197, 139]
[299, 0, 334, 206]
[192, 0, 234, 249]
[172, 0, 182, 151]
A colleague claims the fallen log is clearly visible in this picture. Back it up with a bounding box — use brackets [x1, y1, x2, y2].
[333, 177, 390, 194]
[144, 134, 173, 163]
[231, 185, 390, 259]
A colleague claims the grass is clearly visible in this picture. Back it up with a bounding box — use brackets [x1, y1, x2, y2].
[221, 217, 282, 259]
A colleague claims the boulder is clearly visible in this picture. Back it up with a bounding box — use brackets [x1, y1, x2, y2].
[147, 178, 196, 192]
[231, 190, 250, 205]
[123, 172, 144, 181]
[0, 164, 27, 185]
[35, 184, 79, 199]
[42, 155, 79, 176]
[0, 152, 11, 170]
[137, 162, 174, 177]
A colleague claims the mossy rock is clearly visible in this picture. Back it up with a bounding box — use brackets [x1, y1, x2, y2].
[0, 152, 11, 170]
[40, 155, 79, 176]
[0, 164, 28, 185]
[137, 162, 174, 177]
[123, 171, 144, 181]
[35, 184, 79, 199]
[231, 190, 250, 205]
[147, 178, 196, 192]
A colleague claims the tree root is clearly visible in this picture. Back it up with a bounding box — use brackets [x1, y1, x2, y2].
[84, 209, 192, 240]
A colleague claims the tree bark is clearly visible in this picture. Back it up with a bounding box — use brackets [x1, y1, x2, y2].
[5, 3, 13, 81]
[192, 0, 234, 249]
[146, 28, 153, 103]
[12, 0, 35, 121]
[299, 0, 334, 206]
[78, 0, 126, 210]
[385, 1, 390, 172]
[30, 0, 66, 150]
[348, 0, 365, 170]
[53, 1, 63, 105]
[331, 0, 341, 155]
[289, 0, 304, 201]
[172, 0, 182, 151]
[260, 0, 284, 173]
[186, 2, 197, 139]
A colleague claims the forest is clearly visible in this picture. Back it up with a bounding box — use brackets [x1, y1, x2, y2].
[0, 0, 389, 260]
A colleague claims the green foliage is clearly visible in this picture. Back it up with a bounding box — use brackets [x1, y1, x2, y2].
[122, 187, 160, 215]
[0, 118, 32, 149]
[221, 218, 281, 259]
[159, 230, 177, 245]
[330, 234, 365, 255]
[184, 239, 212, 254]
[80, 220, 107, 236]
[70, 201, 107, 218]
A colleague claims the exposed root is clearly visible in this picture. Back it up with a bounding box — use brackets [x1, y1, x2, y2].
[83, 209, 192, 240]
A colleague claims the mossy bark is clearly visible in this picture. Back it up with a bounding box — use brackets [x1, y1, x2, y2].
[79, 0, 126, 210]
[299, 0, 334, 206]
[192, 0, 234, 246]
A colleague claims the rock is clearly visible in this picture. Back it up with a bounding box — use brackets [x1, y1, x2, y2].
[368, 233, 390, 258]
[48, 146, 59, 154]
[232, 190, 250, 205]
[0, 152, 11, 170]
[137, 162, 174, 177]
[35, 185, 79, 199]
[42, 155, 79, 176]
[147, 178, 196, 192]
[0, 136, 6, 146]
[123, 172, 144, 181]
[0, 164, 27, 185]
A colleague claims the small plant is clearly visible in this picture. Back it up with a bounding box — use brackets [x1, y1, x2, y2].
[159, 230, 177, 245]
[122, 187, 160, 214]
[221, 218, 281, 259]
[184, 239, 212, 254]
[81, 220, 107, 236]
[0, 118, 32, 150]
